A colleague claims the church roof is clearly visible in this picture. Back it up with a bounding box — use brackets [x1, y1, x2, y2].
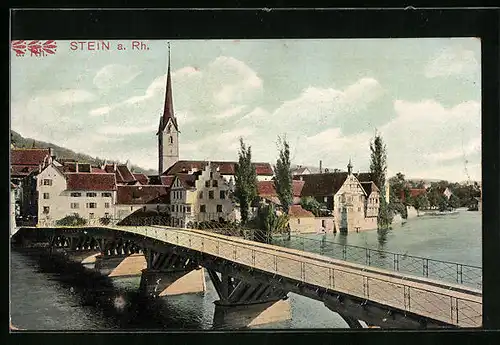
[288, 205, 315, 218]
[162, 160, 273, 176]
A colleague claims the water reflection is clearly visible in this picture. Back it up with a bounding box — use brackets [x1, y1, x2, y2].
[13, 248, 206, 330]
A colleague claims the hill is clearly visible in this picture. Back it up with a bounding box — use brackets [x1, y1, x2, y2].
[10, 130, 157, 175]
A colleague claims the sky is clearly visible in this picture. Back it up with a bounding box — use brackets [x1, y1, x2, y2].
[10, 38, 481, 182]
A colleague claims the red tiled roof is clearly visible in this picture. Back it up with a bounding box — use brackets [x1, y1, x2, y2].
[65, 173, 116, 191]
[410, 188, 427, 197]
[103, 164, 115, 173]
[160, 175, 174, 187]
[133, 173, 149, 185]
[117, 165, 135, 182]
[11, 148, 50, 166]
[174, 173, 198, 189]
[116, 185, 170, 205]
[257, 180, 304, 197]
[11, 165, 39, 177]
[163, 160, 274, 176]
[92, 167, 106, 173]
[288, 205, 315, 218]
[294, 172, 349, 196]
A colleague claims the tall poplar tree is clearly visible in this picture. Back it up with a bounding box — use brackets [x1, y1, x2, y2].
[274, 136, 293, 239]
[370, 133, 392, 228]
[234, 138, 258, 224]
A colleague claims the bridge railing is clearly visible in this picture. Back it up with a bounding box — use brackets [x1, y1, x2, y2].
[271, 235, 482, 290]
[111, 225, 481, 328]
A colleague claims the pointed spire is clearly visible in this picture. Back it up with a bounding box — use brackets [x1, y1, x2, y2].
[159, 42, 178, 133]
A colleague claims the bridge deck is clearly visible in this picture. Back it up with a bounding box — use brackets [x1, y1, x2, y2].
[16, 225, 482, 328]
[112, 225, 482, 328]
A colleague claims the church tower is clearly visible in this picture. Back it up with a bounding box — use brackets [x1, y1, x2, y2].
[157, 44, 179, 176]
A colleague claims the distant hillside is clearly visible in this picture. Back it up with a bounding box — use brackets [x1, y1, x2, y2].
[11, 130, 157, 176]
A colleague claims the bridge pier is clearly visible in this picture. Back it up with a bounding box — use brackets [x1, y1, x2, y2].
[138, 249, 205, 298]
[207, 270, 291, 329]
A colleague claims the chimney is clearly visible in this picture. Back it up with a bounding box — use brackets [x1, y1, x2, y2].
[319, 160, 323, 174]
[113, 162, 117, 171]
[299, 176, 303, 181]
[76, 163, 79, 173]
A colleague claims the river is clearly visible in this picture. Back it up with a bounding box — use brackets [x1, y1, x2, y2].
[10, 209, 481, 330]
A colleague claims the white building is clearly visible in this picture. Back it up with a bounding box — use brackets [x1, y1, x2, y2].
[36, 163, 116, 226]
[170, 163, 237, 227]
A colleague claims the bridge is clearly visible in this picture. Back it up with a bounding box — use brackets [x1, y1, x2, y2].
[12, 225, 482, 329]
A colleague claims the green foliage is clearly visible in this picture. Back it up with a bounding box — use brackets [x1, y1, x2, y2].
[370, 134, 388, 191]
[249, 204, 289, 243]
[234, 138, 258, 224]
[378, 192, 393, 229]
[370, 134, 391, 228]
[412, 194, 430, 213]
[300, 196, 322, 217]
[448, 194, 460, 209]
[55, 213, 87, 226]
[274, 136, 293, 214]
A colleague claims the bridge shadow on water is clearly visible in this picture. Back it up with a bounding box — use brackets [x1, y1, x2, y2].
[11, 247, 211, 330]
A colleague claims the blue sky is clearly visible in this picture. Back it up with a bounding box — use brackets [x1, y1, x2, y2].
[10, 38, 481, 182]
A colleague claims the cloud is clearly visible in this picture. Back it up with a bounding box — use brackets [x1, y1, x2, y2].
[424, 46, 479, 78]
[214, 105, 247, 119]
[89, 106, 112, 116]
[378, 99, 481, 181]
[98, 124, 157, 136]
[93, 64, 141, 90]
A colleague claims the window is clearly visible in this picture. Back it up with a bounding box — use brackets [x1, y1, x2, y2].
[105, 202, 110, 209]
[86, 192, 97, 197]
[70, 203, 79, 209]
[322, 220, 326, 227]
[43, 193, 50, 199]
[89, 213, 95, 219]
[210, 172, 213, 179]
[360, 196, 363, 202]
[43, 206, 50, 214]
[43, 179, 52, 186]
[102, 192, 112, 197]
[209, 191, 214, 199]
[104, 212, 110, 218]
[205, 181, 210, 188]
[217, 205, 223, 213]
[358, 207, 361, 212]
[200, 205, 206, 213]
[341, 195, 346, 203]
[212, 180, 218, 187]
[199, 191, 203, 199]
[220, 190, 226, 199]
[70, 192, 81, 197]
[169, 136, 173, 144]
[297, 218, 301, 224]
[87, 202, 97, 209]
[186, 206, 191, 213]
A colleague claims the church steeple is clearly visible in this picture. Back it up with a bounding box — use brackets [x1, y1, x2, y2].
[157, 43, 180, 176]
[158, 43, 178, 134]
[347, 158, 353, 175]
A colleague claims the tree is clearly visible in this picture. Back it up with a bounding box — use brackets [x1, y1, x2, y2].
[412, 194, 430, 215]
[250, 204, 289, 243]
[55, 213, 87, 226]
[448, 194, 460, 209]
[274, 136, 293, 214]
[370, 133, 392, 228]
[300, 196, 322, 217]
[234, 138, 258, 224]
